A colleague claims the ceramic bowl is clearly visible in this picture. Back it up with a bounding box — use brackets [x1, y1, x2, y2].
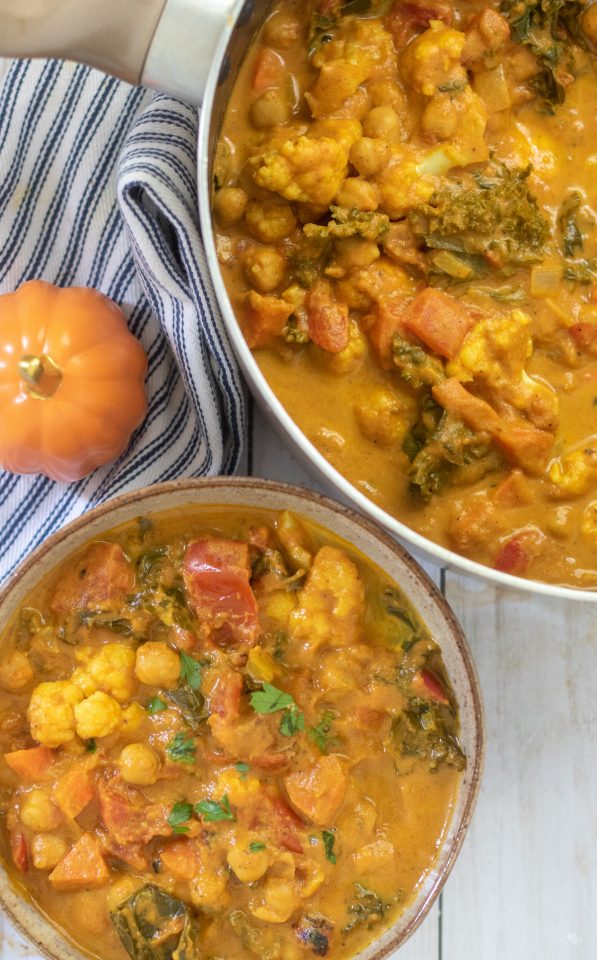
[0, 477, 483, 960]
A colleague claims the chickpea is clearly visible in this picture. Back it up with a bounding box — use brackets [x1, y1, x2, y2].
[250, 89, 291, 129]
[363, 105, 402, 142]
[106, 875, 144, 913]
[243, 245, 287, 293]
[135, 641, 180, 689]
[350, 137, 391, 177]
[32, 833, 67, 871]
[583, 3, 597, 43]
[336, 177, 380, 211]
[118, 742, 160, 786]
[263, 12, 301, 49]
[213, 186, 248, 226]
[20, 789, 62, 832]
[245, 200, 297, 243]
[368, 78, 407, 111]
[0, 650, 34, 692]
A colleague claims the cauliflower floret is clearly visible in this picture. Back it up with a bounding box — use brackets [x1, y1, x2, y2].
[423, 86, 489, 167]
[548, 451, 593, 498]
[401, 21, 466, 97]
[290, 546, 364, 651]
[215, 768, 262, 808]
[74, 691, 122, 740]
[447, 310, 532, 384]
[250, 120, 361, 207]
[354, 389, 409, 446]
[377, 147, 437, 218]
[84, 644, 136, 703]
[306, 53, 372, 117]
[317, 320, 367, 375]
[447, 310, 559, 429]
[28, 681, 84, 748]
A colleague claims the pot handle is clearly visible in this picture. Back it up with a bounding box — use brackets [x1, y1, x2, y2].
[0, 0, 241, 106]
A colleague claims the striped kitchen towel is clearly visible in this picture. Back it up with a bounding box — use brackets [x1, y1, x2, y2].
[0, 59, 246, 584]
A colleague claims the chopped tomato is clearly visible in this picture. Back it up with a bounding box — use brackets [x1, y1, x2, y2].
[495, 528, 546, 575]
[49, 833, 109, 891]
[390, 1, 453, 45]
[10, 829, 28, 873]
[252, 795, 304, 853]
[306, 281, 350, 354]
[569, 322, 597, 355]
[412, 669, 449, 705]
[184, 538, 260, 646]
[402, 288, 476, 360]
[97, 779, 171, 847]
[365, 298, 408, 369]
[209, 671, 244, 724]
[4, 745, 55, 781]
[253, 48, 285, 92]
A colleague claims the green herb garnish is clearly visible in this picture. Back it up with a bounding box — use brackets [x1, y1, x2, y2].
[166, 732, 196, 765]
[168, 801, 194, 835]
[194, 795, 236, 823]
[147, 696, 167, 714]
[322, 829, 337, 864]
[251, 682, 305, 738]
[179, 651, 203, 691]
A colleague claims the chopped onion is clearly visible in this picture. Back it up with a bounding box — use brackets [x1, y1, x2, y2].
[474, 65, 511, 113]
[432, 250, 473, 279]
[530, 262, 562, 298]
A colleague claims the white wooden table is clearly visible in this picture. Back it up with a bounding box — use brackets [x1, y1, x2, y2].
[2, 403, 596, 960]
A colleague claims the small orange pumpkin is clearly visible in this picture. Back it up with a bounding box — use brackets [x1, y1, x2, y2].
[0, 280, 148, 483]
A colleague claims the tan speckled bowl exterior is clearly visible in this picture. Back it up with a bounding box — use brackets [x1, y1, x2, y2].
[0, 478, 484, 960]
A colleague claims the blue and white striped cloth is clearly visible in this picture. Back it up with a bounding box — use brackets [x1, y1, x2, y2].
[0, 60, 246, 584]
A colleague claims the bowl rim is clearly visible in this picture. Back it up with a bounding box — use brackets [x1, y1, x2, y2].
[0, 476, 484, 960]
[196, 46, 597, 603]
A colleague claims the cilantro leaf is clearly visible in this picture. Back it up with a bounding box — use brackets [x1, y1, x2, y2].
[308, 711, 336, 753]
[168, 801, 193, 835]
[322, 829, 337, 865]
[280, 702, 305, 737]
[250, 682, 294, 714]
[249, 841, 266, 853]
[166, 731, 196, 765]
[194, 794, 236, 823]
[146, 696, 167, 715]
[179, 651, 203, 691]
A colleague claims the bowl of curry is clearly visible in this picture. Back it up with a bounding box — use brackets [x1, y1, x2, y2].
[204, 0, 597, 594]
[0, 478, 483, 960]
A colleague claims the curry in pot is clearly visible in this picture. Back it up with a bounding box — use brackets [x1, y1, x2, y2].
[0, 507, 463, 959]
[214, 0, 597, 587]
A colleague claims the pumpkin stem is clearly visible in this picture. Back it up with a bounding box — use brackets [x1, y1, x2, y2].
[19, 354, 63, 400]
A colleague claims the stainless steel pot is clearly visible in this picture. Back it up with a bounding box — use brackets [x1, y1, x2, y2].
[0, 0, 594, 601]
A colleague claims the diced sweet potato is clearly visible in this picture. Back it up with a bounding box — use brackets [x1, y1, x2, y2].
[4, 746, 55, 782]
[243, 291, 293, 349]
[49, 833, 109, 891]
[493, 470, 533, 507]
[160, 839, 202, 880]
[284, 755, 348, 826]
[432, 378, 499, 433]
[402, 288, 476, 360]
[493, 424, 554, 476]
[306, 280, 350, 353]
[52, 762, 95, 819]
[50, 542, 135, 616]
